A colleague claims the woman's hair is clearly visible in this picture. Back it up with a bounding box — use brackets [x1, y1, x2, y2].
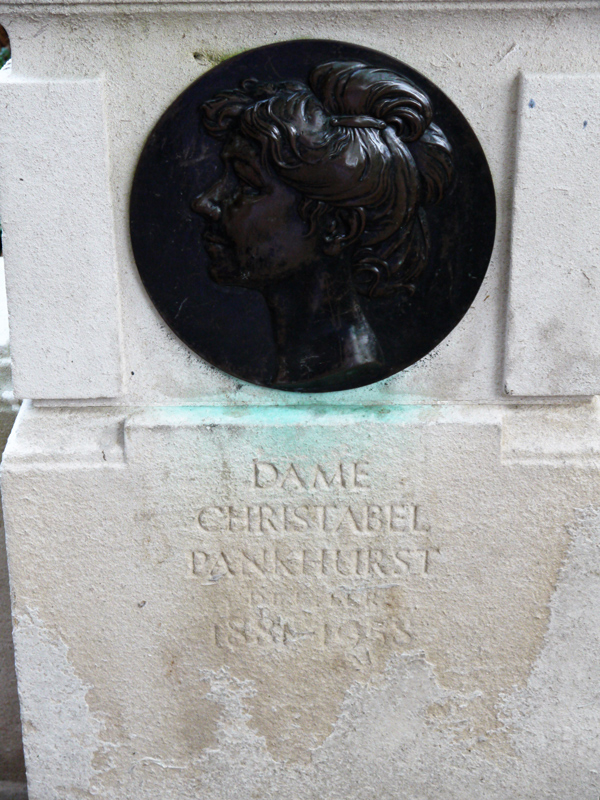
[202, 61, 454, 298]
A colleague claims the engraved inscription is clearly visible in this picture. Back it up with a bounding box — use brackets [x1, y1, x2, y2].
[253, 460, 370, 490]
[191, 545, 432, 583]
[213, 614, 412, 651]
[198, 503, 424, 533]
[188, 458, 438, 659]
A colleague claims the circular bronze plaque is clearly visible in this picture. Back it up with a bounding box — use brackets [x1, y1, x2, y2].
[130, 40, 495, 392]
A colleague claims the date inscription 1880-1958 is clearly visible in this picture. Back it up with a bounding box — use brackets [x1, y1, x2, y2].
[130, 40, 495, 392]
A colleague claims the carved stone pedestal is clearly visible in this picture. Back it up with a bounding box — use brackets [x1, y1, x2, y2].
[4, 402, 600, 798]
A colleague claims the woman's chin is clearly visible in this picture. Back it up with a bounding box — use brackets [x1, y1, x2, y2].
[205, 251, 239, 283]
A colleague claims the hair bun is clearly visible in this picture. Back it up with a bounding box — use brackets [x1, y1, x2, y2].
[310, 61, 432, 142]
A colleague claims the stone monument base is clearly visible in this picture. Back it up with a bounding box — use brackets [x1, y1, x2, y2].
[3, 401, 600, 798]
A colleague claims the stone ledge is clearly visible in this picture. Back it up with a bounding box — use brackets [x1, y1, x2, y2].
[0, 0, 596, 12]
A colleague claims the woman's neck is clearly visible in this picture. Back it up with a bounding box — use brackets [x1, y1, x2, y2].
[262, 259, 384, 390]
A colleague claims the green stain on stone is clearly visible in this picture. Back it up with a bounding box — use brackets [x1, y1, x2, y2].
[193, 49, 243, 67]
[151, 404, 429, 428]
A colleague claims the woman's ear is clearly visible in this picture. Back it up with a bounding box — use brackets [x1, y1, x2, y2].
[321, 207, 366, 256]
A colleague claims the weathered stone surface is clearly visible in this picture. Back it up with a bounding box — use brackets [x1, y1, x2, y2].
[0, 76, 122, 400]
[4, 402, 600, 798]
[505, 73, 600, 396]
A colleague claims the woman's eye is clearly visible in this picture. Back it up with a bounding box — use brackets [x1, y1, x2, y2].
[240, 180, 262, 196]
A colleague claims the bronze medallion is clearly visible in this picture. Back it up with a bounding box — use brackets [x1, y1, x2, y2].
[130, 40, 495, 392]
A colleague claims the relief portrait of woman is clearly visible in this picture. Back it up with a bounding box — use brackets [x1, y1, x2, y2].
[130, 41, 495, 392]
[192, 62, 455, 391]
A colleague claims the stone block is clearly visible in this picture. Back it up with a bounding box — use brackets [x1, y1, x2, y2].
[0, 76, 122, 400]
[0, 4, 597, 403]
[505, 73, 600, 396]
[4, 402, 600, 798]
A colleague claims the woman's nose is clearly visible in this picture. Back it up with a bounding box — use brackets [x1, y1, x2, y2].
[193, 172, 231, 220]
[192, 190, 221, 221]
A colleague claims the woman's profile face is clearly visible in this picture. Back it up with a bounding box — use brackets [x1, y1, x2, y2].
[193, 134, 320, 289]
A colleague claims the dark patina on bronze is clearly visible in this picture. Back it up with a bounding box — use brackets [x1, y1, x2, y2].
[130, 40, 496, 392]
